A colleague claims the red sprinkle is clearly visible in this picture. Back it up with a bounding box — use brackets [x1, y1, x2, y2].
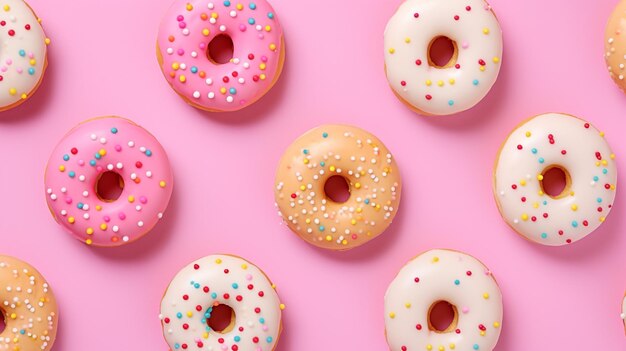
[454, 15, 460, 20]
[415, 59, 422, 65]
[425, 94, 432, 100]
[414, 277, 420, 283]
[517, 144, 523, 150]
[248, 54, 255, 60]
[561, 150, 567, 155]
[135, 161, 143, 168]
[413, 13, 419, 18]
[71, 148, 78, 155]
[466, 271, 472, 276]
[8, 30, 15, 36]
[25, 24, 31, 30]
[400, 80, 406, 86]
[466, 6, 472, 11]
[194, 264, 200, 270]
[584, 123, 590, 128]
[478, 59, 486, 66]
[416, 324, 422, 330]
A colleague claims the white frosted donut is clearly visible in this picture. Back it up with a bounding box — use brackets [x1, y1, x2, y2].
[621, 294, 625, 334]
[493, 113, 617, 246]
[384, 0, 502, 115]
[385, 249, 503, 351]
[0, 0, 49, 111]
[160, 255, 283, 351]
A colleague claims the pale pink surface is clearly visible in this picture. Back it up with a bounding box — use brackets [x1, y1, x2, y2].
[0, 0, 624, 350]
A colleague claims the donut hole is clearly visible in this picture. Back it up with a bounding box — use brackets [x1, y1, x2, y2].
[0, 308, 6, 334]
[207, 303, 236, 333]
[427, 36, 458, 68]
[427, 300, 458, 333]
[95, 171, 125, 202]
[540, 165, 571, 199]
[324, 175, 351, 203]
[207, 34, 234, 64]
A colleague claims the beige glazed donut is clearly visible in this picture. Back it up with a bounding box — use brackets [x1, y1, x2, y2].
[605, 0, 626, 91]
[0, 255, 58, 351]
[274, 125, 402, 250]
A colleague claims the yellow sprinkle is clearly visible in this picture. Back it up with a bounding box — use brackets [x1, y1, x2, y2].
[356, 207, 362, 213]
[100, 224, 107, 230]
[259, 63, 267, 70]
[432, 256, 439, 263]
[179, 75, 187, 83]
[389, 312, 396, 319]
[610, 153, 616, 159]
[537, 174, 544, 181]
[493, 322, 500, 328]
[483, 293, 490, 299]
[260, 74, 266, 80]
[9, 88, 16, 95]
[480, 66, 486, 72]
[351, 219, 357, 225]
[571, 204, 578, 211]
[375, 204, 381, 210]
[236, 3, 244, 10]
[187, 311, 193, 317]
[186, 3, 193, 11]
[299, 185, 305, 191]
[202, 28, 210, 36]
[325, 235, 332, 241]
[211, 12, 218, 19]
[437, 80, 444, 87]
[439, 347, 444, 351]
[265, 25, 271, 32]
[305, 218, 311, 224]
[427, 345, 433, 351]
[538, 190, 544, 196]
[601, 160, 608, 166]
[342, 239, 348, 245]
[98, 149, 107, 156]
[480, 331, 486, 336]
[521, 213, 529, 221]
[220, 87, 227, 94]
[425, 80, 432, 86]
[483, 27, 490, 34]
[279, 303, 286, 310]
[58, 165, 65, 172]
[215, 258, 222, 264]
[599, 216, 606, 222]
[404, 37, 411, 43]
[85, 239, 93, 245]
[203, 332, 209, 339]
[45, 38, 51, 45]
[29, 59, 36, 66]
[269, 43, 277, 51]
[533, 202, 539, 209]
[3, 5, 9, 11]
[449, 344, 456, 350]
[525, 131, 531, 137]
[303, 158, 309, 164]
[595, 161, 601, 167]
[68, 217, 75, 224]
[600, 131, 605, 137]
[389, 48, 395, 54]
[493, 56, 500, 63]
[449, 79, 455, 85]
[354, 182, 361, 189]
[159, 181, 167, 188]
[405, 302, 411, 308]
[20, 93, 27, 100]
[329, 166, 336, 172]
[86, 227, 94, 235]
[96, 205, 102, 211]
[171, 62, 180, 70]
[241, 264, 248, 269]
[128, 196, 135, 203]
[520, 179, 527, 186]
[10, 313, 16, 319]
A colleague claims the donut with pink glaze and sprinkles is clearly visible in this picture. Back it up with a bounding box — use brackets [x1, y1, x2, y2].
[44, 117, 173, 247]
[157, 0, 285, 112]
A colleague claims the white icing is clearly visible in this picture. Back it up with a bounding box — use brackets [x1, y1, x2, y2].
[494, 113, 617, 246]
[621, 295, 625, 329]
[160, 255, 282, 351]
[384, 0, 502, 115]
[0, 0, 47, 108]
[385, 249, 503, 351]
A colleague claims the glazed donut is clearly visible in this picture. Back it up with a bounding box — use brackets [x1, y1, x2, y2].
[493, 113, 617, 246]
[0, 255, 58, 351]
[384, 0, 502, 115]
[44, 117, 174, 247]
[384, 249, 503, 351]
[0, 0, 49, 111]
[157, 0, 285, 112]
[604, 0, 626, 92]
[622, 293, 625, 334]
[160, 254, 283, 351]
[274, 125, 402, 250]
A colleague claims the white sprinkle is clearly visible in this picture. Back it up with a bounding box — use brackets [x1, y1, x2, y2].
[166, 48, 174, 55]
[60, 210, 67, 216]
[158, 212, 164, 219]
[116, 162, 123, 169]
[182, 28, 190, 36]
[90, 134, 97, 141]
[47, 188, 52, 194]
[137, 221, 144, 227]
[206, 78, 213, 85]
[208, 92, 215, 99]
[79, 175, 86, 182]
[180, 63, 187, 70]
[208, 2, 214, 9]
[60, 187, 67, 193]
[140, 146, 147, 153]
[82, 191, 89, 197]
[219, 25, 226, 32]
[243, 62, 250, 69]
[122, 236, 129, 242]
[146, 171, 153, 178]
[99, 137, 107, 144]
[128, 141, 135, 147]
[209, 17, 216, 24]
[193, 91, 201, 99]
[256, 24, 262, 31]
[230, 10, 237, 17]
[107, 164, 114, 171]
[50, 194, 57, 201]
[226, 96, 234, 103]
[238, 78, 245, 84]
[112, 225, 119, 233]
[83, 213, 90, 219]
[191, 51, 198, 58]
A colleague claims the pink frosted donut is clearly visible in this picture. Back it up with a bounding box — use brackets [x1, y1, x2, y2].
[44, 117, 174, 247]
[157, 0, 285, 112]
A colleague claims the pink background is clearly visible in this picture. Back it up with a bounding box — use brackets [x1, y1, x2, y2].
[0, 0, 624, 349]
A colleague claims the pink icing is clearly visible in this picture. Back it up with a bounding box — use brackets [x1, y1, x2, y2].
[157, 0, 284, 112]
[44, 117, 173, 247]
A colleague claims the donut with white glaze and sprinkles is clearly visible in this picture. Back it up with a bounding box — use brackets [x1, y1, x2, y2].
[157, 0, 285, 112]
[160, 254, 283, 351]
[0, 255, 58, 351]
[274, 125, 402, 250]
[44, 117, 174, 247]
[385, 249, 503, 351]
[621, 293, 625, 334]
[493, 113, 617, 246]
[0, 0, 49, 111]
[384, 0, 502, 115]
[604, 0, 626, 92]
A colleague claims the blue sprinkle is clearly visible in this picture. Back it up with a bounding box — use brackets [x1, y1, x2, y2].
[448, 100, 454, 106]
[473, 344, 479, 350]
[259, 317, 265, 324]
[320, 161, 325, 167]
[223, 0, 231, 6]
[234, 336, 241, 342]
[250, 3, 257, 9]
[146, 150, 153, 157]
[211, 292, 217, 299]
[319, 225, 325, 232]
[176, 312, 183, 319]
[597, 198, 603, 203]
[248, 18, 255, 25]
[19, 329, 25, 335]
[541, 233, 548, 239]
[28, 67, 35, 75]
[303, 149, 309, 155]
[266, 337, 273, 343]
[472, 79, 479, 85]
[364, 199, 370, 204]
[174, 343, 180, 349]
[454, 279, 460, 285]
[531, 148, 537, 154]
[572, 221, 578, 228]
[77, 202, 84, 209]
[19, 49, 25, 57]
[603, 168, 608, 174]
[538, 157, 544, 164]
[322, 132, 328, 138]
[593, 176, 599, 181]
[268, 12, 274, 19]
[63, 154, 70, 161]
[191, 66, 198, 74]
[68, 171, 75, 178]
[229, 87, 237, 95]
[111, 127, 118, 134]
[95, 153, 101, 160]
[543, 200, 547, 205]
[89, 160, 97, 166]
[194, 283, 200, 288]
[232, 283, 239, 289]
